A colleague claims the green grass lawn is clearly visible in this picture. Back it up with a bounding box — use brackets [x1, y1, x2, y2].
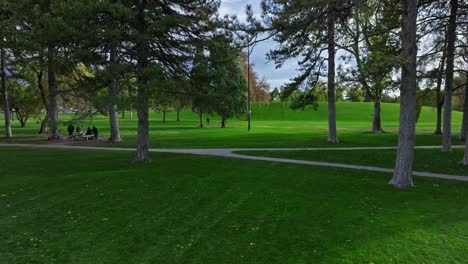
[236, 149, 468, 176]
[0, 102, 464, 148]
[1, 148, 468, 263]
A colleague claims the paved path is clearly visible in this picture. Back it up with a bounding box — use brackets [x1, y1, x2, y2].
[1, 143, 467, 182]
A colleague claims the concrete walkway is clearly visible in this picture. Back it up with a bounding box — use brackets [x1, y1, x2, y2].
[1, 143, 467, 182]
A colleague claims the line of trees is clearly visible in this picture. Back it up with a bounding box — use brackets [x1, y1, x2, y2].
[258, 0, 468, 188]
[0, 0, 256, 161]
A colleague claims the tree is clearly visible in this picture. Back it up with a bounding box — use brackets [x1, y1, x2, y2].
[210, 37, 247, 128]
[339, 0, 400, 132]
[8, 79, 43, 128]
[289, 89, 319, 111]
[0, 48, 12, 137]
[442, 0, 459, 152]
[0, 1, 13, 137]
[128, 0, 218, 162]
[191, 46, 214, 128]
[389, 0, 418, 189]
[261, 0, 355, 143]
[240, 52, 270, 103]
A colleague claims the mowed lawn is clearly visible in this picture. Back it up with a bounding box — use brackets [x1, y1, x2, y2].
[1, 148, 468, 263]
[237, 148, 468, 176]
[0, 102, 464, 148]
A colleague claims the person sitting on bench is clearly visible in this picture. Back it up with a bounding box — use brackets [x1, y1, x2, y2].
[92, 126, 99, 139]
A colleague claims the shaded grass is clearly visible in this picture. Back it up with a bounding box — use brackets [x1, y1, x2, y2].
[235, 148, 468, 176]
[1, 148, 468, 263]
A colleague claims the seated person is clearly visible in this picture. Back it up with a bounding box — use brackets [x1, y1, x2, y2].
[92, 126, 99, 139]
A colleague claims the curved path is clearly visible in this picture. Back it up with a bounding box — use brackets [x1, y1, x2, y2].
[0, 143, 467, 182]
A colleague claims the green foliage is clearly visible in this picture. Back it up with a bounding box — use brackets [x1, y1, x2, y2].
[289, 89, 319, 111]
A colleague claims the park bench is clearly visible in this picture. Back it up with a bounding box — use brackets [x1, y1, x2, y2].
[72, 132, 95, 141]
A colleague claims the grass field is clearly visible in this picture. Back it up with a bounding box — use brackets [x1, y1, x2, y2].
[1, 102, 468, 263]
[1, 148, 468, 263]
[0, 102, 464, 148]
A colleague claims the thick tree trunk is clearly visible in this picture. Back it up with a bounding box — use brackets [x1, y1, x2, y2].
[134, 0, 151, 162]
[176, 110, 180, 122]
[442, 0, 459, 152]
[108, 48, 122, 143]
[221, 117, 226, 128]
[47, 47, 59, 136]
[327, 12, 338, 143]
[135, 102, 150, 162]
[389, 0, 418, 189]
[199, 109, 203, 128]
[372, 99, 384, 133]
[460, 76, 468, 142]
[1, 48, 12, 138]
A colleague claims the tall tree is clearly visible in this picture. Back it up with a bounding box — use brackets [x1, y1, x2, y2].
[339, 0, 400, 133]
[0, 1, 13, 137]
[210, 37, 247, 128]
[129, 0, 218, 162]
[389, 0, 418, 189]
[261, 0, 355, 143]
[0, 48, 12, 137]
[442, 0, 459, 152]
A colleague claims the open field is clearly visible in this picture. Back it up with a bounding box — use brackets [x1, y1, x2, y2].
[1, 102, 468, 263]
[0, 102, 464, 148]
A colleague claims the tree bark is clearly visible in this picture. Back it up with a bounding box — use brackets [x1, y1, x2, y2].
[36, 70, 49, 134]
[1, 48, 12, 138]
[434, 45, 446, 135]
[389, 0, 418, 189]
[462, 130, 468, 165]
[162, 110, 166, 123]
[442, 0, 459, 152]
[47, 46, 59, 136]
[221, 117, 226, 128]
[108, 48, 122, 143]
[327, 11, 338, 143]
[199, 109, 203, 128]
[372, 99, 383, 133]
[460, 75, 468, 142]
[134, 0, 151, 162]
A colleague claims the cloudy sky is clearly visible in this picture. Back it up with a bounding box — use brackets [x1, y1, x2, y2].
[219, 0, 299, 89]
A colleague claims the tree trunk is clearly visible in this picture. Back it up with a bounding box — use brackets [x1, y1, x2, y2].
[327, 12, 338, 143]
[434, 45, 446, 135]
[1, 47, 12, 138]
[176, 110, 180, 122]
[134, 0, 151, 162]
[221, 117, 226, 128]
[442, 0, 459, 152]
[162, 111, 166, 123]
[389, 0, 418, 189]
[36, 70, 49, 134]
[462, 130, 468, 165]
[135, 102, 151, 162]
[130, 110, 133, 120]
[199, 109, 203, 128]
[460, 75, 468, 142]
[108, 48, 122, 143]
[39, 116, 49, 134]
[372, 99, 383, 133]
[47, 46, 59, 136]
